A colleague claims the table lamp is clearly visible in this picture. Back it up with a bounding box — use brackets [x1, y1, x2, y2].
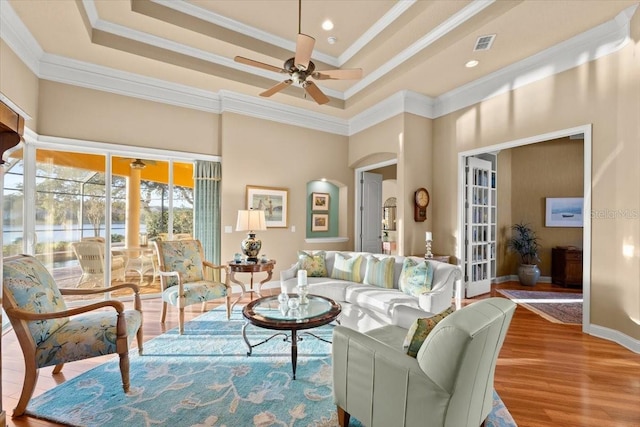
[236, 209, 267, 263]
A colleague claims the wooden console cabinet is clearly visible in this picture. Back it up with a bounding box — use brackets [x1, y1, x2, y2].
[552, 246, 583, 287]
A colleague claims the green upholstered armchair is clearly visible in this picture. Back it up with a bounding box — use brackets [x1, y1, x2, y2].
[2, 254, 143, 417]
[332, 297, 516, 427]
[154, 239, 231, 334]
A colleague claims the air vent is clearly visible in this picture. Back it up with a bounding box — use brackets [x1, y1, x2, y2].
[474, 34, 496, 51]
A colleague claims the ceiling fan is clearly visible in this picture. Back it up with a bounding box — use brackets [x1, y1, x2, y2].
[116, 158, 157, 169]
[234, 0, 362, 105]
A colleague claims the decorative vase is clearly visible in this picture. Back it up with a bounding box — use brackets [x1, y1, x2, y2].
[241, 232, 261, 263]
[518, 264, 540, 286]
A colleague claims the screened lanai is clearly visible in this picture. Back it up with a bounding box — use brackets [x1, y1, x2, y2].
[2, 144, 209, 299]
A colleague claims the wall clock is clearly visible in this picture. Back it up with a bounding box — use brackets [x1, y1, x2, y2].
[414, 187, 430, 222]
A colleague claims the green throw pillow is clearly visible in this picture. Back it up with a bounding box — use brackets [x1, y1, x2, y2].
[398, 258, 433, 297]
[363, 256, 395, 288]
[403, 307, 455, 358]
[330, 253, 363, 282]
[297, 250, 328, 277]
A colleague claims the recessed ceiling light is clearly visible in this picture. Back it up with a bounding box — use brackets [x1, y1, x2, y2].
[465, 60, 479, 68]
[327, 36, 337, 45]
[322, 20, 334, 31]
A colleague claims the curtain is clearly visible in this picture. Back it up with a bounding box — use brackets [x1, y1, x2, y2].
[194, 161, 221, 263]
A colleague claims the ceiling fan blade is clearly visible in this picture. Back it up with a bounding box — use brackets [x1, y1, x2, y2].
[234, 56, 286, 74]
[303, 81, 330, 105]
[260, 80, 293, 97]
[312, 68, 363, 80]
[294, 33, 315, 71]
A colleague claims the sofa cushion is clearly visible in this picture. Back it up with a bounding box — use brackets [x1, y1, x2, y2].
[331, 253, 363, 282]
[399, 258, 434, 297]
[363, 255, 395, 288]
[403, 306, 454, 357]
[345, 285, 421, 318]
[297, 250, 328, 277]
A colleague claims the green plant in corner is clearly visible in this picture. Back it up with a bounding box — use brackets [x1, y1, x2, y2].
[507, 223, 541, 264]
[507, 222, 541, 286]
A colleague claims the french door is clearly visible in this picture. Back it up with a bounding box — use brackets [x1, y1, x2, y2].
[464, 156, 496, 297]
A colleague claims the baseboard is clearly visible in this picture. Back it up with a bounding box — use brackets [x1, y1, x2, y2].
[493, 275, 552, 284]
[588, 323, 640, 354]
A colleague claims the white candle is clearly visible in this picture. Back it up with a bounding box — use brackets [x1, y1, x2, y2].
[297, 270, 308, 286]
[425, 231, 433, 241]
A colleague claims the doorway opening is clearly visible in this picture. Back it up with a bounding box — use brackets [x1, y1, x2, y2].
[458, 125, 591, 330]
[354, 159, 397, 253]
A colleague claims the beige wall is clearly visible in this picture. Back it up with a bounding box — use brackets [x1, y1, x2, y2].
[0, 39, 40, 128]
[498, 138, 584, 277]
[37, 81, 220, 154]
[1, 10, 638, 343]
[433, 13, 640, 339]
[496, 150, 512, 277]
[220, 112, 352, 275]
[349, 113, 433, 256]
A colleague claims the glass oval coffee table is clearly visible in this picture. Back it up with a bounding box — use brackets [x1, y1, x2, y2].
[242, 294, 341, 379]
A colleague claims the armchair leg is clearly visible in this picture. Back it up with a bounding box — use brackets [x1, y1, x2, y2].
[119, 352, 131, 393]
[52, 363, 64, 374]
[160, 301, 168, 323]
[137, 324, 144, 355]
[225, 295, 231, 320]
[201, 301, 207, 313]
[337, 406, 350, 427]
[179, 308, 185, 335]
[13, 362, 39, 417]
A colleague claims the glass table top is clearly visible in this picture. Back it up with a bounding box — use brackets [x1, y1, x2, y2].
[244, 294, 340, 324]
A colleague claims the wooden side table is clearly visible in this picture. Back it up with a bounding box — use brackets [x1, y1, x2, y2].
[228, 260, 276, 309]
[552, 247, 582, 287]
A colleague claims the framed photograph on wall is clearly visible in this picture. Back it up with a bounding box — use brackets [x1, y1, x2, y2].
[311, 192, 330, 211]
[311, 213, 329, 232]
[246, 185, 288, 228]
[545, 197, 584, 227]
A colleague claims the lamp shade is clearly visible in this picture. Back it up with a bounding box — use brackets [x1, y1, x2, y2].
[236, 209, 267, 232]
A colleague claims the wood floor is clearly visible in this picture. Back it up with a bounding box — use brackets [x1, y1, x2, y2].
[2, 282, 639, 427]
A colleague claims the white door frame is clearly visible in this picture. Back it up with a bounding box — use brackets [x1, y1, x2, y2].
[457, 124, 592, 331]
[354, 159, 397, 252]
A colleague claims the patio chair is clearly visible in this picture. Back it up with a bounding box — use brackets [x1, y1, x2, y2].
[154, 239, 231, 334]
[2, 254, 143, 417]
[71, 241, 127, 287]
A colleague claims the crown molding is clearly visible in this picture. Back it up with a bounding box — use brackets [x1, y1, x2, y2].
[149, 0, 337, 67]
[338, 0, 416, 65]
[219, 90, 349, 136]
[0, 0, 42, 75]
[344, 0, 495, 99]
[1, 1, 636, 137]
[39, 53, 222, 113]
[349, 91, 435, 136]
[434, 3, 637, 118]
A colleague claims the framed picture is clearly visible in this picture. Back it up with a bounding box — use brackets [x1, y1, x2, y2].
[545, 197, 584, 227]
[311, 213, 329, 232]
[311, 192, 330, 211]
[246, 185, 288, 228]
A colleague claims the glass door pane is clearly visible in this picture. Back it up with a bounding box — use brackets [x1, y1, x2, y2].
[2, 150, 24, 257]
[33, 149, 107, 296]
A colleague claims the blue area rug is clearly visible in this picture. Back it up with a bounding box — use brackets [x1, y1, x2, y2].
[27, 307, 517, 426]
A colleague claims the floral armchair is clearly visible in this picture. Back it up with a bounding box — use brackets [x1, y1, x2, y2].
[154, 239, 231, 334]
[2, 254, 143, 417]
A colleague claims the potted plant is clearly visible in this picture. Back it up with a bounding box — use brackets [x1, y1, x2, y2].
[507, 222, 541, 286]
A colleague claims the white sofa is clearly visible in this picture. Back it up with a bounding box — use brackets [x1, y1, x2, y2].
[278, 251, 462, 332]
